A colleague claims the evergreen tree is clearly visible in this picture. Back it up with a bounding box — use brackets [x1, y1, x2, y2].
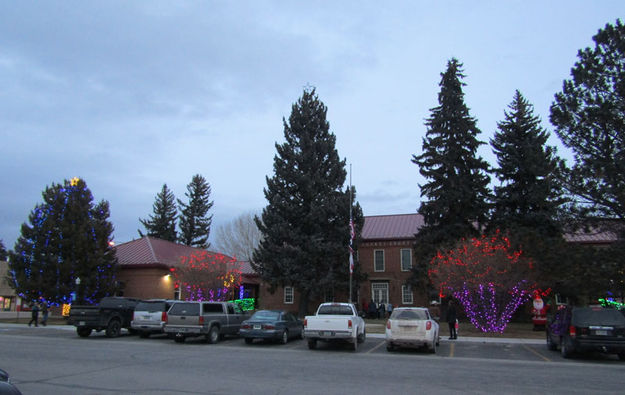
[0, 239, 7, 261]
[178, 174, 213, 248]
[8, 178, 117, 305]
[490, 90, 565, 237]
[252, 88, 363, 315]
[411, 58, 491, 280]
[139, 184, 178, 242]
[550, 19, 625, 220]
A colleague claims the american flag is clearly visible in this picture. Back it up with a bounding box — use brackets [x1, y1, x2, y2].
[349, 219, 354, 274]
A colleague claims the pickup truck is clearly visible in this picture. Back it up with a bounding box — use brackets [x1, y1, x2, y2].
[164, 301, 250, 343]
[304, 302, 366, 351]
[67, 297, 141, 338]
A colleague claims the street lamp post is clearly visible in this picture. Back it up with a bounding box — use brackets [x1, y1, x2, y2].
[75, 277, 81, 305]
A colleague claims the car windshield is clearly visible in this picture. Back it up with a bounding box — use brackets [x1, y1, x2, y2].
[251, 311, 280, 321]
[391, 309, 428, 320]
[572, 308, 625, 326]
[168, 303, 200, 315]
[135, 301, 166, 312]
[318, 305, 353, 315]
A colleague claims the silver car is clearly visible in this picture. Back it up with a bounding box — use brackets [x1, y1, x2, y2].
[131, 299, 178, 338]
[385, 307, 440, 353]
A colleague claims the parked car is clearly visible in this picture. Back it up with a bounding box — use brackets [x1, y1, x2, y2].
[304, 302, 366, 351]
[0, 368, 22, 395]
[385, 307, 440, 353]
[240, 310, 304, 344]
[67, 297, 141, 338]
[131, 299, 178, 338]
[164, 301, 250, 343]
[546, 306, 625, 359]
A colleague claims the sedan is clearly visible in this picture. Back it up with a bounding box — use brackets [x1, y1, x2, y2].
[385, 307, 440, 353]
[240, 310, 304, 344]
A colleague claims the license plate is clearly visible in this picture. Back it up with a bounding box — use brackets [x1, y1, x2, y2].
[253, 324, 261, 330]
[595, 330, 608, 336]
[319, 331, 334, 336]
[79, 321, 85, 326]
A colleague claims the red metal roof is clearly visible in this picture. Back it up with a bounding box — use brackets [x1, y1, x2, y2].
[361, 214, 424, 240]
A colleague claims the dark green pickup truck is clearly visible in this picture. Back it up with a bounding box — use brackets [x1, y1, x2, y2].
[67, 297, 141, 338]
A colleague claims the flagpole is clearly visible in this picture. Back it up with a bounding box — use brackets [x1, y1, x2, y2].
[349, 163, 353, 304]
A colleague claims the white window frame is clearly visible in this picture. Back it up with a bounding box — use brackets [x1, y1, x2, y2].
[371, 282, 389, 304]
[402, 285, 414, 305]
[400, 249, 412, 271]
[374, 250, 385, 272]
[284, 286, 294, 304]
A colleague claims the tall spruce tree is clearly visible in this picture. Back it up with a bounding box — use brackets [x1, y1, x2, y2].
[490, 90, 565, 237]
[550, 19, 625, 220]
[139, 184, 178, 242]
[411, 58, 491, 287]
[252, 88, 362, 315]
[8, 178, 117, 305]
[178, 174, 213, 248]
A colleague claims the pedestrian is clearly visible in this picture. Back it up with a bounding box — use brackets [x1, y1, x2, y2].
[378, 301, 386, 319]
[386, 302, 393, 318]
[362, 300, 369, 317]
[40, 301, 49, 326]
[28, 302, 40, 327]
[446, 300, 457, 339]
[368, 300, 377, 319]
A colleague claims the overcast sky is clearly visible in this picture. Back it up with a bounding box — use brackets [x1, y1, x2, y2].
[0, 1, 622, 249]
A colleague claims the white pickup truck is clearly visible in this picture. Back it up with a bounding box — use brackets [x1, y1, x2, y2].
[303, 302, 366, 351]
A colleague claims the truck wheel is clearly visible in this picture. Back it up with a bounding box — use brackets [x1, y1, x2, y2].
[280, 330, 288, 344]
[77, 327, 92, 338]
[357, 328, 366, 344]
[207, 325, 220, 344]
[105, 320, 121, 338]
[307, 339, 317, 350]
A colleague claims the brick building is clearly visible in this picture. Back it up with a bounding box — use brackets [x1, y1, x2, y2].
[115, 237, 259, 302]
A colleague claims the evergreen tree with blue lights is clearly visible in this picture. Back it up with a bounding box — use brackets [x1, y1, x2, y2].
[8, 177, 117, 306]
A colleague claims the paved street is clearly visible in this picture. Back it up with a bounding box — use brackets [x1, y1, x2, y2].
[1, 323, 624, 394]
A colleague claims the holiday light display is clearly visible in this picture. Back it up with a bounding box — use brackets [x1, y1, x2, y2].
[429, 231, 536, 333]
[171, 250, 242, 301]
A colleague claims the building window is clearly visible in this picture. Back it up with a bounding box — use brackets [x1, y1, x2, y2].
[284, 287, 294, 304]
[374, 250, 385, 272]
[400, 249, 412, 271]
[371, 282, 389, 304]
[402, 285, 413, 304]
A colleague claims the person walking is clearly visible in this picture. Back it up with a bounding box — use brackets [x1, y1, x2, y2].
[28, 302, 40, 327]
[40, 301, 49, 326]
[386, 302, 393, 318]
[378, 301, 386, 319]
[368, 300, 377, 319]
[446, 300, 457, 339]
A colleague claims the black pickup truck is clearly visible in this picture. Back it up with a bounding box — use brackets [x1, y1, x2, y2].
[67, 297, 141, 338]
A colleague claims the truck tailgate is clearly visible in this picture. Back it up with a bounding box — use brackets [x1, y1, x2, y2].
[307, 316, 352, 331]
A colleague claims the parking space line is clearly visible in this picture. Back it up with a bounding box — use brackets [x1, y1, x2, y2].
[449, 342, 455, 358]
[366, 339, 386, 353]
[522, 344, 552, 362]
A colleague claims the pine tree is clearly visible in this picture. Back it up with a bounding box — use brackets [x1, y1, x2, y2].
[178, 174, 213, 248]
[139, 184, 178, 242]
[490, 90, 565, 237]
[411, 58, 491, 285]
[8, 178, 117, 305]
[550, 19, 625, 220]
[0, 239, 7, 261]
[252, 88, 362, 315]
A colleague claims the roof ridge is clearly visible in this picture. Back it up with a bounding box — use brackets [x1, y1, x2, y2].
[365, 213, 420, 218]
[145, 236, 158, 263]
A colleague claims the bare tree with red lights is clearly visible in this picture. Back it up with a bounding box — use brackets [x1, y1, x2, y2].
[428, 231, 537, 333]
[172, 251, 241, 301]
